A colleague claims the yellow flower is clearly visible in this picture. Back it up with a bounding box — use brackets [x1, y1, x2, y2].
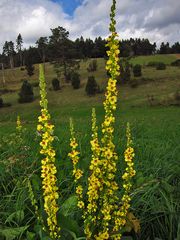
[16, 115, 22, 131]
[38, 64, 60, 239]
[78, 201, 85, 209]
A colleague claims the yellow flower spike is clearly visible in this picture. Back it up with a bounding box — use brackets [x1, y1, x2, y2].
[38, 64, 60, 239]
[113, 122, 136, 234]
[27, 179, 45, 228]
[98, 0, 120, 235]
[85, 108, 102, 236]
[69, 118, 84, 208]
[16, 115, 22, 132]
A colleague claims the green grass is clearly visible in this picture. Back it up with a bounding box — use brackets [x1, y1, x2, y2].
[129, 54, 179, 65]
[0, 55, 180, 239]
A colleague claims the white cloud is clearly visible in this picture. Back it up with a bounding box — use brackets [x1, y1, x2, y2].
[0, 0, 179, 52]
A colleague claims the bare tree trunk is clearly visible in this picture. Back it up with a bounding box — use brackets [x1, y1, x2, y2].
[0, 63, 6, 87]
[10, 55, 14, 69]
[20, 50, 23, 66]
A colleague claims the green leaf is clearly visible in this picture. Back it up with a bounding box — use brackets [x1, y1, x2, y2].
[60, 195, 78, 217]
[5, 210, 24, 224]
[31, 174, 41, 191]
[57, 213, 80, 236]
[16, 210, 24, 223]
[0, 225, 29, 240]
[26, 231, 36, 240]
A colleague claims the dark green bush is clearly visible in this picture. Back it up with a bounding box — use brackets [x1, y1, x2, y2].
[156, 62, 166, 70]
[85, 76, 98, 95]
[174, 90, 180, 101]
[129, 79, 139, 88]
[65, 72, 72, 82]
[25, 61, 34, 77]
[171, 59, 180, 67]
[71, 72, 81, 89]
[0, 97, 3, 107]
[133, 64, 142, 77]
[18, 80, 34, 103]
[87, 60, 97, 72]
[31, 82, 39, 87]
[146, 61, 160, 67]
[118, 61, 131, 84]
[52, 78, 60, 91]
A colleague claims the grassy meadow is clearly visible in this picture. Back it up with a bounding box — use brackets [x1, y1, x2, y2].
[0, 55, 180, 239]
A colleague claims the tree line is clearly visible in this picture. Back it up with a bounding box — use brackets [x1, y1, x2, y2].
[0, 26, 180, 69]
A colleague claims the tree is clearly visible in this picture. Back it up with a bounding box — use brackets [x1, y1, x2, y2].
[85, 76, 98, 95]
[3, 41, 15, 68]
[87, 59, 98, 72]
[0, 97, 3, 108]
[92, 37, 106, 58]
[159, 42, 170, 54]
[71, 72, 81, 89]
[52, 78, 60, 91]
[119, 59, 131, 84]
[171, 42, 180, 53]
[133, 64, 142, 77]
[36, 37, 48, 66]
[49, 26, 79, 82]
[16, 34, 23, 66]
[18, 80, 34, 103]
[25, 60, 34, 77]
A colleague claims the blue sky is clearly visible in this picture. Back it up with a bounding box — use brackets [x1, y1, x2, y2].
[51, 0, 83, 16]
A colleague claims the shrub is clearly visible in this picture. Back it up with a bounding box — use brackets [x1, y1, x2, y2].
[133, 64, 142, 77]
[174, 90, 180, 101]
[85, 76, 98, 95]
[18, 80, 34, 103]
[65, 72, 72, 82]
[129, 79, 139, 88]
[52, 78, 60, 91]
[25, 61, 34, 77]
[156, 62, 166, 70]
[87, 59, 97, 72]
[31, 82, 39, 87]
[146, 61, 160, 67]
[118, 60, 131, 84]
[171, 59, 180, 67]
[0, 97, 3, 107]
[71, 72, 81, 89]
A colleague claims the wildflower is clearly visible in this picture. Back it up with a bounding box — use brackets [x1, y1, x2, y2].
[38, 64, 60, 239]
[69, 118, 84, 208]
[16, 115, 22, 132]
[113, 123, 136, 233]
[85, 108, 102, 236]
[98, 0, 120, 234]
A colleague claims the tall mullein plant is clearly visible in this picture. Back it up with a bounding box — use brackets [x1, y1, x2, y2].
[37, 65, 60, 239]
[87, 0, 121, 238]
[69, 0, 136, 239]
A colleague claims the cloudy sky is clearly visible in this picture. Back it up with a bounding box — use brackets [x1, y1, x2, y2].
[0, 0, 180, 52]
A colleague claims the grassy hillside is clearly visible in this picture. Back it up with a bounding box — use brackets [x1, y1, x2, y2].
[0, 55, 180, 133]
[0, 55, 180, 239]
[129, 54, 179, 65]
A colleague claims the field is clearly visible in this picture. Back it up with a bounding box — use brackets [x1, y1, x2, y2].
[0, 55, 180, 239]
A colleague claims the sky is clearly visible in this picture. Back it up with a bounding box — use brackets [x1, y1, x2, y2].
[0, 0, 180, 52]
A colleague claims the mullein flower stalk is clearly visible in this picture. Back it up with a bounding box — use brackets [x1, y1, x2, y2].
[84, 108, 102, 238]
[69, 1, 136, 239]
[27, 179, 44, 226]
[68, 118, 84, 209]
[38, 64, 60, 239]
[16, 115, 22, 132]
[113, 123, 136, 238]
[94, 0, 120, 238]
